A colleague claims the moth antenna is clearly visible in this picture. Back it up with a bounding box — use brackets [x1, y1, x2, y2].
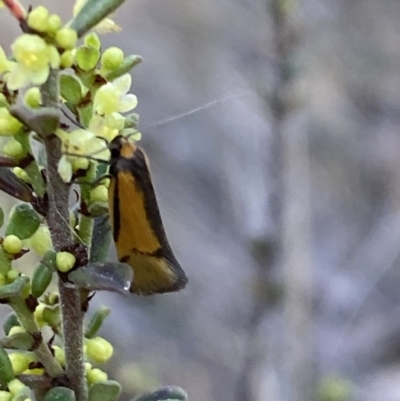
[59, 107, 84, 129]
[142, 90, 252, 130]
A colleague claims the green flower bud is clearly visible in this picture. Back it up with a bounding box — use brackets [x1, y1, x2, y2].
[56, 28, 78, 50]
[9, 353, 34, 375]
[7, 379, 25, 395]
[6, 270, 20, 282]
[85, 337, 113, 364]
[52, 346, 65, 367]
[30, 225, 53, 256]
[56, 252, 76, 273]
[76, 46, 100, 71]
[2, 138, 24, 160]
[60, 50, 74, 68]
[87, 368, 108, 384]
[101, 47, 124, 71]
[46, 14, 62, 34]
[84, 33, 101, 50]
[24, 87, 42, 108]
[90, 185, 108, 204]
[0, 274, 6, 286]
[84, 362, 92, 375]
[13, 167, 30, 183]
[0, 108, 23, 136]
[27, 6, 49, 33]
[3, 235, 22, 255]
[23, 367, 43, 375]
[72, 157, 89, 172]
[0, 390, 12, 401]
[33, 303, 46, 327]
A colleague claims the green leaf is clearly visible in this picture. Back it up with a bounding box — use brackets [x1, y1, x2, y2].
[0, 332, 34, 351]
[6, 203, 41, 240]
[60, 74, 84, 105]
[43, 387, 76, 401]
[76, 46, 100, 71]
[104, 55, 143, 81]
[132, 386, 188, 401]
[0, 169, 34, 202]
[77, 103, 93, 128]
[3, 313, 20, 336]
[89, 380, 121, 401]
[0, 276, 29, 299]
[90, 216, 111, 263]
[0, 348, 15, 388]
[85, 306, 111, 339]
[0, 208, 4, 228]
[70, 0, 127, 37]
[31, 262, 54, 298]
[69, 262, 133, 293]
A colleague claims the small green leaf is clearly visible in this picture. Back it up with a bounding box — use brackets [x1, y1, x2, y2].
[0, 332, 34, 351]
[69, 262, 133, 293]
[43, 387, 76, 401]
[90, 216, 111, 263]
[104, 55, 143, 81]
[0, 276, 29, 299]
[0, 170, 34, 202]
[60, 74, 84, 105]
[31, 263, 53, 298]
[132, 386, 188, 401]
[89, 380, 121, 401]
[85, 306, 111, 339]
[42, 304, 61, 327]
[71, 0, 127, 37]
[76, 46, 100, 71]
[77, 103, 93, 128]
[3, 313, 20, 336]
[6, 203, 41, 240]
[0, 348, 15, 388]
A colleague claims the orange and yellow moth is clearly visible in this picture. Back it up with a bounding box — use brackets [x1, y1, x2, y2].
[108, 135, 188, 295]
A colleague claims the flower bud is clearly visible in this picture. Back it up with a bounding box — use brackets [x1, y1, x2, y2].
[56, 252, 76, 273]
[101, 47, 124, 71]
[24, 87, 42, 108]
[85, 337, 113, 364]
[3, 235, 22, 255]
[60, 50, 74, 68]
[30, 225, 53, 257]
[87, 368, 108, 384]
[56, 28, 78, 50]
[0, 108, 22, 136]
[9, 353, 34, 375]
[2, 138, 23, 160]
[46, 14, 62, 34]
[27, 6, 49, 33]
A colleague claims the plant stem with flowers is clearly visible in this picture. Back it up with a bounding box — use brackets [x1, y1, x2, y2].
[0, 1, 187, 401]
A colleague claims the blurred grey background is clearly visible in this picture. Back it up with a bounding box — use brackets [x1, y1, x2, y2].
[2, 0, 400, 400]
